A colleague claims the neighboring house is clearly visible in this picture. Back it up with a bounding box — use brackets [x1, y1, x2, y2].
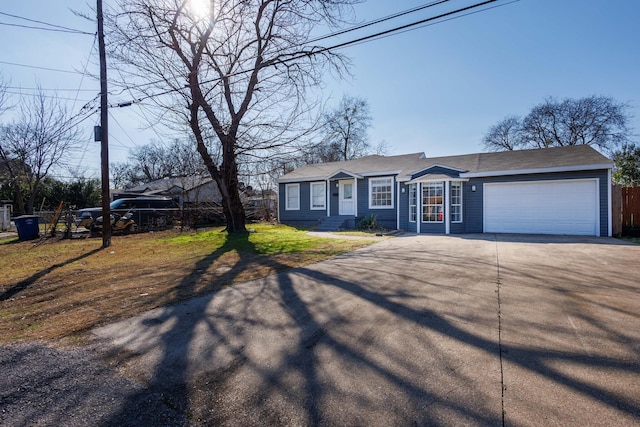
[120, 176, 277, 221]
[120, 176, 222, 208]
[245, 189, 278, 220]
[277, 145, 614, 236]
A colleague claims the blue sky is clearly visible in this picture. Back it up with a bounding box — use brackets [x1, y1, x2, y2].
[0, 0, 638, 179]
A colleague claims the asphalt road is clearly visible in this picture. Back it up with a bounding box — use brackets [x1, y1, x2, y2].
[2, 234, 639, 426]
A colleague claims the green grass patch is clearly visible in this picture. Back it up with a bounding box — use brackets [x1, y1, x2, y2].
[163, 223, 359, 255]
[620, 236, 640, 245]
[0, 223, 376, 343]
[0, 237, 19, 245]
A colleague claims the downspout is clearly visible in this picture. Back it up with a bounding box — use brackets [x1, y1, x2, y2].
[445, 181, 450, 235]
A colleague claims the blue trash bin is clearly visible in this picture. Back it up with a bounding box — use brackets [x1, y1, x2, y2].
[13, 215, 40, 241]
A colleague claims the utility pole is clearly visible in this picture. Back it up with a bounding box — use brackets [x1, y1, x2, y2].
[97, 0, 111, 247]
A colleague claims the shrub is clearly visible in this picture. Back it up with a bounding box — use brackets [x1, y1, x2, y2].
[358, 214, 379, 231]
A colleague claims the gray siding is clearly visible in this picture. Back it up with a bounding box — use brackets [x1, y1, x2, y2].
[278, 182, 327, 227]
[356, 176, 398, 229]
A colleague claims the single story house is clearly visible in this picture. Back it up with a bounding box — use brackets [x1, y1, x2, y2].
[120, 175, 222, 208]
[277, 145, 614, 236]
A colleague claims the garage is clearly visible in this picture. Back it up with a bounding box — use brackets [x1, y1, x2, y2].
[483, 179, 599, 236]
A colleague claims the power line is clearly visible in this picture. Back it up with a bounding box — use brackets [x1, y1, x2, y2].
[116, 0, 513, 105]
[109, 110, 140, 148]
[103, 1, 453, 98]
[0, 11, 94, 34]
[307, 0, 451, 45]
[3, 89, 95, 103]
[0, 60, 87, 75]
[6, 85, 96, 92]
[280, 0, 507, 64]
[70, 33, 99, 112]
[0, 21, 94, 35]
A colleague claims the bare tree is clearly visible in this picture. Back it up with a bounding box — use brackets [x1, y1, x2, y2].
[0, 73, 10, 116]
[111, 138, 210, 189]
[482, 115, 523, 151]
[484, 96, 633, 154]
[318, 94, 372, 161]
[0, 90, 81, 214]
[107, 0, 358, 232]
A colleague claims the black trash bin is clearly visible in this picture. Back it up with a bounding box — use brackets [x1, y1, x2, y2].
[13, 215, 40, 241]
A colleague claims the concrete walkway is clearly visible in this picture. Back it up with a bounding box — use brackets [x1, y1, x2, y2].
[86, 234, 640, 426]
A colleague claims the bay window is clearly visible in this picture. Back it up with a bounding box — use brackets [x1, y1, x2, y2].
[451, 182, 462, 223]
[422, 182, 443, 222]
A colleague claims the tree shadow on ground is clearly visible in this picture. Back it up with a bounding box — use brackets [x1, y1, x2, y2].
[0, 247, 103, 302]
[99, 235, 640, 426]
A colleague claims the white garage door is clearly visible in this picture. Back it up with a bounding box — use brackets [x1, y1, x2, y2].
[484, 179, 599, 236]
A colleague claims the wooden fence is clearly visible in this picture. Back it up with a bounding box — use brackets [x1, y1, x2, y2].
[621, 186, 640, 236]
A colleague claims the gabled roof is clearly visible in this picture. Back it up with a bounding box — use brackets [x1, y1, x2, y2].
[278, 152, 427, 183]
[277, 145, 613, 182]
[127, 175, 214, 193]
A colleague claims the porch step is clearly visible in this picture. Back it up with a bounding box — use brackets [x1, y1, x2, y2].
[316, 216, 351, 231]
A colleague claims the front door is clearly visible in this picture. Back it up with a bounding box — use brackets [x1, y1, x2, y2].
[339, 180, 355, 215]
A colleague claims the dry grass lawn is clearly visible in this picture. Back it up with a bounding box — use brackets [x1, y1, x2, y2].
[0, 224, 375, 344]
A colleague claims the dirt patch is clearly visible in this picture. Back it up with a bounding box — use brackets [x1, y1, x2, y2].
[0, 227, 372, 343]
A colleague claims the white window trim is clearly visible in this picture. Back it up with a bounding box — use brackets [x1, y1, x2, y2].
[285, 183, 300, 211]
[309, 181, 326, 210]
[422, 182, 444, 223]
[451, 181, 463, 224]
[368, 176, 395, 209]
[408, 183, 417, 223]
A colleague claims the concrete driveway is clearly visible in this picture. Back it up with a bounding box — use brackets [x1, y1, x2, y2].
[84, 234, 640, 426]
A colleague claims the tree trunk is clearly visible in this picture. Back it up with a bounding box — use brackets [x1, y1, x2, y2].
[218, 138, 247, 233]
[13, 184, 26, 215]
[189, 105, 247, 234]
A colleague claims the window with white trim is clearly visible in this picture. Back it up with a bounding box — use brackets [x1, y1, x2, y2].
[409, 184, 417, 222]
[285, 183, 299, 210]
[422, 182, 443, 222]
[369, 177, 394, 208]
[451, 182, 462, 223]
[310, 182, 326, 210]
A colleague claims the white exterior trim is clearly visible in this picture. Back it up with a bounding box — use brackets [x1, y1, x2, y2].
[483, 178, 600, 236]
[451, 181, 463, 224]
[396, 182, 401, 230]
[607, 169, 612, 236]
[354, 177, 358, 217]
[445, 181, 450, 235]
[328, 170, 364, 180]
[408, 164, 469, 177]
[326, 179, 330, 217]
[338, 180, 356, 216]
[460, 163, 613, 179]
[416, 183, 421, 234]
[406, 177, 468, 185]
[309, 181, 326, 210]
[368, 176, 395, 210]
[284, 183, 300, 211]
[279, 176, 325, 184]
[360, 170, 402, 177]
